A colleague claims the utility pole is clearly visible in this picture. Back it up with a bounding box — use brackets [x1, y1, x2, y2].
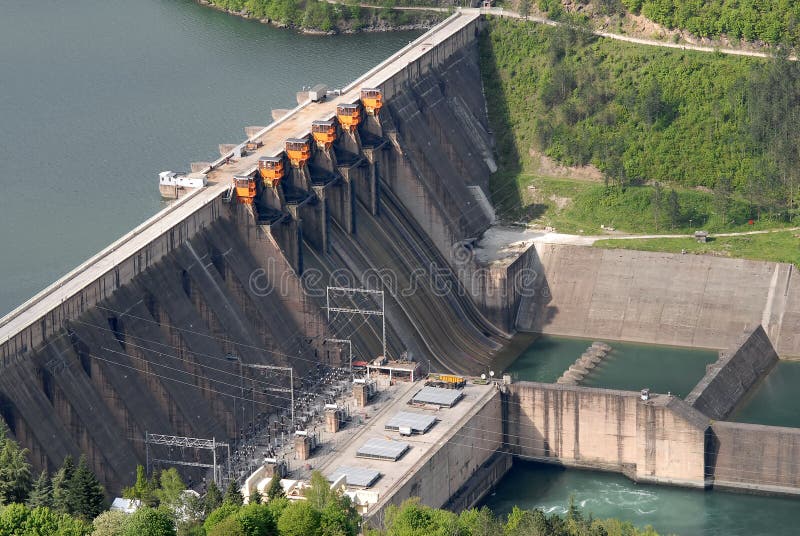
[326, 286, 386, 358]
[239, 363, 295, 430]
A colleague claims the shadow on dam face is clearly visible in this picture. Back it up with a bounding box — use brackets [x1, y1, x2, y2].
[0, 14, 524, 493]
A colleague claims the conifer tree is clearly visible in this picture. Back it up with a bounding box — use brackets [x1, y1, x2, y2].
[266, 473, 284, 500]
[69, 454, 106, 520]
[223, 482, 244, 506]
[0, 432, 33, 505]
[204, 481, 222, 512]
[27, 470, 52, 509]
[123, 465, 156, 507]
[51, 455, 75, 514]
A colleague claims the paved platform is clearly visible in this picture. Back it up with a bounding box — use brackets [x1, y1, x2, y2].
[314, 380, 495, 512]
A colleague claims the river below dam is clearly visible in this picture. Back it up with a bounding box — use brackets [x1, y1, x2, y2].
[483, 460, 799, 536]
[0, 0, 418, 317]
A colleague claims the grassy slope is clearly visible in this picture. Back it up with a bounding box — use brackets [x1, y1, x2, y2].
[596, 231, 800, 266]
[480, 19, 794, 233]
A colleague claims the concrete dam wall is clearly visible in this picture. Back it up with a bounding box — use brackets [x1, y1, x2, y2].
[517, 243, 800, 355]
[0, 12, 518, 492]
[686, 325, 778, 420]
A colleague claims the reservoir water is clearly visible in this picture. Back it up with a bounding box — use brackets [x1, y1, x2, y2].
[483, 461, 799, 536]
[731, 360, 800, 428]
[0, 0, 418, 316]
[503, 335, 717, 397]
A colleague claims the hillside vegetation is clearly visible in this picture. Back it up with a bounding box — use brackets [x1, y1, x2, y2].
[480, 18, 800, 233]
[619, 0, 800, 46]
[201, 0, 443, 32]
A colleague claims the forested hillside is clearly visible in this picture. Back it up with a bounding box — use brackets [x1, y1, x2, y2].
[620, 0, 800, 46]
[481, 18, 800, 226]
[200, 0, 443, 32]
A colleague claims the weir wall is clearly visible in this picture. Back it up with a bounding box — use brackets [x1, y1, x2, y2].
[517, 244, 800, 356]
[685, 325, 778, 420]
[506, 382, 710, 488]
[710, 421, 800, 495]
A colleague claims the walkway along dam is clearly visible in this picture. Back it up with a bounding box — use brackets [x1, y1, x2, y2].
[1, 9, 800, 501]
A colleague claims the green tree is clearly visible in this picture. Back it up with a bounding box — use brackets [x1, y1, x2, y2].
[208, 515, 246, 536]
[667, 189, 681, 229]
[714, 176, 733, 224]
[28, 470, 52, 509]
[320, 499, 359, 536]
[458, 506, 500, 536]
[236, 502, 277, 536]
[203, 502, 240, 533]
[124, 465, 157, 508]
[224, 482, 244, 506]
[92, 510, 130, 536]
[266, 474, 284, 501]
[0, 429, 33, 505]
[503, 506, 547, 536]
[52, 456, 76, 514]
[155, 468, 186, 512]
[204, 481, 223, 513]
[0, 503, 91, 536]
[304, 471, 336, 511]
[123, 507, 177, 536]
[519, 0, 531, 20]
[69, 455, 105, 521]
[277, 500, 321, 536]
[651, 181, 664, 230]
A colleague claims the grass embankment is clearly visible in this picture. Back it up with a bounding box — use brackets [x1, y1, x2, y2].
[480, 19, 800, 264]
[596, 231, 800, 266]
[201, 0, 444, 32]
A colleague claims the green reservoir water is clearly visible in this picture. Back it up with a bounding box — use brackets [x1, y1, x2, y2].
[505, 335, 717, 397]
[483, 461, 800, 536]
[731, 361, 800, 428]
[0, 0, 418, 316]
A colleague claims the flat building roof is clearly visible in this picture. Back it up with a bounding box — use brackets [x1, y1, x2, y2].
[356, 438, 410, 461]
[327, 466, 381, 488]
[410, 386, 463, 408]
[384, 411, 437, 434]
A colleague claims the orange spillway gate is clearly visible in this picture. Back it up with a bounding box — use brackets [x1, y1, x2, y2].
[234, 174, 256, 204]
[336, 103, 361, 132]
[258, 155, 284, 187]
[360, 88, 382, 116]
[286, 138, 311, 168]
[311, 120, 337, 150]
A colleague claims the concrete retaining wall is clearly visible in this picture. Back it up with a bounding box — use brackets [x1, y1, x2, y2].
[506, 382, 709, 488]
[369, 388, 503, 520]
[711, 421, 800, 496]
[686, 326, 778, 420]
[518, 244, 800, 356]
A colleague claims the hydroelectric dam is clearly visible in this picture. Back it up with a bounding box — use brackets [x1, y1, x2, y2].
[2, 8, 800, 515]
